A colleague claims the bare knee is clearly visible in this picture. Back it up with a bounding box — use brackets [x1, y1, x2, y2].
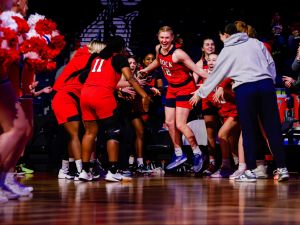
[165, 120, 175, 129]
[176, 122, 186, 132]
[218, 130, 229, 143]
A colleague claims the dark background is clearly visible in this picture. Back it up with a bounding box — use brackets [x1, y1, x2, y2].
[28, 0, 299, 60]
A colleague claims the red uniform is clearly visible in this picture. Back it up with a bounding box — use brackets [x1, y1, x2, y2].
[202, 78, 238, 121]
[158, 46, 196, 109]
[80, 54, 125, 121]
[52, 46, 90, 124]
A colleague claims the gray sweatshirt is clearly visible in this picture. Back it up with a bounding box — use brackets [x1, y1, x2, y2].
[197, 32, 276, 98]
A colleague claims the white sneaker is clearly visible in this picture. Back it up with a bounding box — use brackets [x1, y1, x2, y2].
[58, 169, 69, 179]
[4, 180, 31, 196]
[253, 165, 268, 179]
[276, 167, 289, 182]
[0, 188, 9, 203]
[235, 170, 257, 182]
[229, 169, 246, 180]
[105, 171, 132, 182]
[79, 170, 93, 181]
[2, 188, 19, 200]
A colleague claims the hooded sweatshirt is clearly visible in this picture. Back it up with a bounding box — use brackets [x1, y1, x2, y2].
[197, 32, 276, 98]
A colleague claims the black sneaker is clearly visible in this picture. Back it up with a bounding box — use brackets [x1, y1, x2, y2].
[203, 162, 217, 176]
[90, 168, 100, 180]
[136, 164, 152, 174]
[122, 164, 137, 176]
[66, 170, 76, 180]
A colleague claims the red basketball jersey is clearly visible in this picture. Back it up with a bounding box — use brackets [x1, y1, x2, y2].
[157, 46, 191, 85]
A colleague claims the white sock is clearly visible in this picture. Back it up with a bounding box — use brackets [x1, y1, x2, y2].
[129, 156, 135, 165]
[62, 160, 69, 171]
[137, 158, 144, 166]
[192, 146, 202, 155]
[238, 163, 246, 171]
[69, 158, 75, 162]
[209, 159, 215, 165]
[174, 147, 183, 156]
[75, 160, 82, 173]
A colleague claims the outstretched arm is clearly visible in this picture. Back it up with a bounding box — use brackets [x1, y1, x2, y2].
[174, 49, 207, 78]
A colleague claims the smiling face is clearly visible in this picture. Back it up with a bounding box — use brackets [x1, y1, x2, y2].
[207, 53, 218, 72]
[202, 39, 215, 57]
[143, 53, 155, 67]
[158, 26, 174, 53]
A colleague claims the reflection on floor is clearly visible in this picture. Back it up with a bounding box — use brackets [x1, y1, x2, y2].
[1, 172, 300, 225]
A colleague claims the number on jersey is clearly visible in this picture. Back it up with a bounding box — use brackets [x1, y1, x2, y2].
[92, 59, 104, 72]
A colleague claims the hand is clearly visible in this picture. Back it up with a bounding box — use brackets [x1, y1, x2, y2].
[142, 95, 151, 112]
[120, 86, 136, 97]
[29, 81, 39, 93]
[42, 86, 53, 94]
[138, 69, 148, 77]
[150, 87, 161, 96]
[189, 92, 201, 106]
[137, 77, 147, 86]
[282, 76, 295, 88]
[213, 87, 225, 103]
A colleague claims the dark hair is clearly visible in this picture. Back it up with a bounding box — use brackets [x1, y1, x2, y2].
[220, 23, 238, 35]
[65, 35, 126, 84]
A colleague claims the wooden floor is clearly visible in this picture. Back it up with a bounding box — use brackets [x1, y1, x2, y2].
[2, 172, 300, 225]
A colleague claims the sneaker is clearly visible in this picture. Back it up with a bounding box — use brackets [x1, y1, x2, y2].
[4, 180, 31, 196]
[90, 168, 100, 180]
[276, 167, 289, 182]
[193, 153, 205, 173]
[105, 171, 132, 182]
[14, 181, 33, 192]
[136, 164, 152, 174]
[73, 172, 80, 181]
[273, 169, 279, 180]
[121, 165, 136, 177]
[210, 167, 233, 178]
[19, 164, 34, 174]
[15, 165, 25, 176]
[79, 170, 93, 181]
[253, 165, 268, 179]
[58, 169, 69, 179]
[203, 162, 217, 176]
[2, 188, 20, 200]
[0, 188, 8, 203]
[166, 153, 188, 170]
[229, 169, 246, 180]
[235, 170, 257, 182]
[66, 170, 75, 180]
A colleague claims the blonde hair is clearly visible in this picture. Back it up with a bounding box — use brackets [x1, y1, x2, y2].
[235, 20, 256, 37]
[235, 20, 248, 33]
[247, 25, 256, 37]
[87, 40, 106, 54]
[158, 26, 174, 36]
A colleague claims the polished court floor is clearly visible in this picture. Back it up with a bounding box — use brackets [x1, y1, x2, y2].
[1, 172, 300, 225]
